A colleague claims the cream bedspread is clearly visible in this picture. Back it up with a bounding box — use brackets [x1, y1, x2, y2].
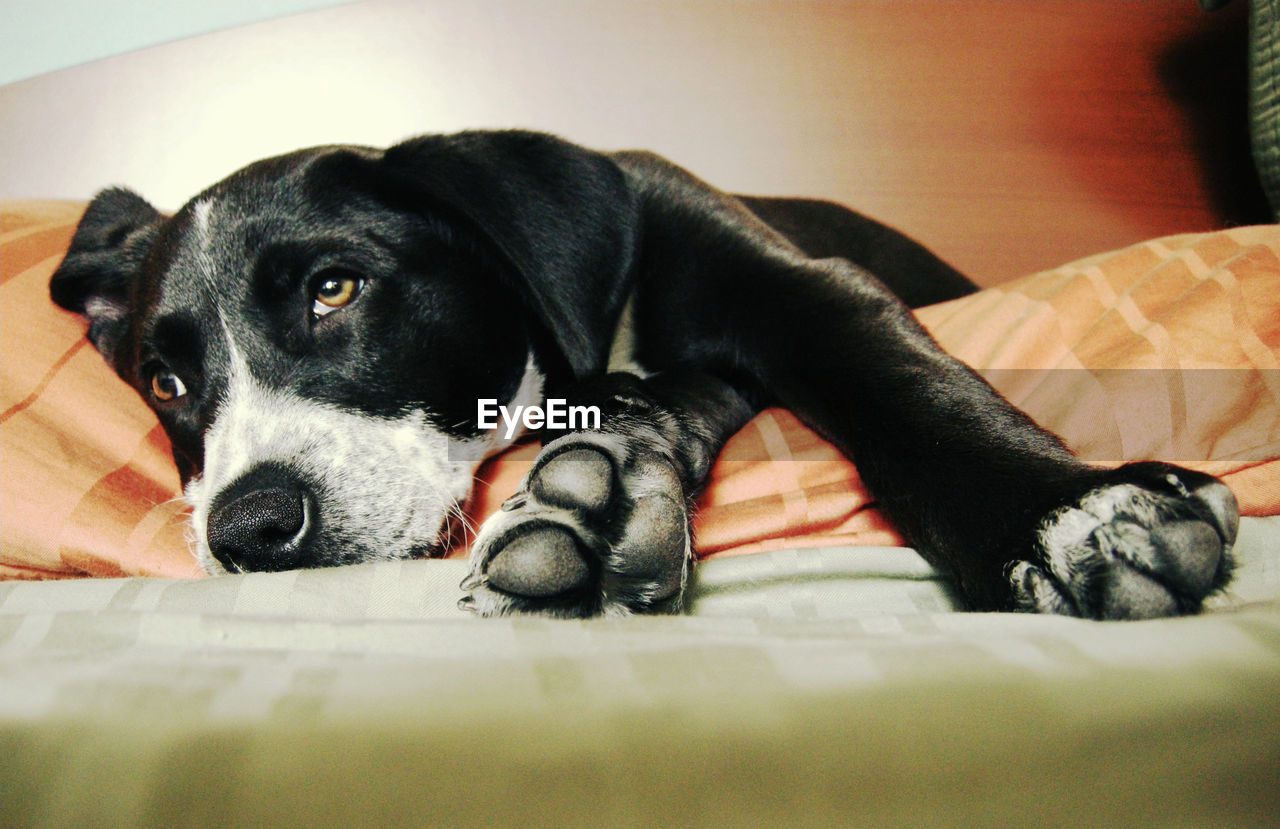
[2, 518, 1277, 827]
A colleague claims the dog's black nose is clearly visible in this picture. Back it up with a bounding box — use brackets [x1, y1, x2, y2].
[208, 478, 312, 572]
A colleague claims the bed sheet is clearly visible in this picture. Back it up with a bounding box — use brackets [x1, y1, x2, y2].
[2, 517, 1277, 827]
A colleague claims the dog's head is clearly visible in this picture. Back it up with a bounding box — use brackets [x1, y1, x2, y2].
[50, 131, 638, 573]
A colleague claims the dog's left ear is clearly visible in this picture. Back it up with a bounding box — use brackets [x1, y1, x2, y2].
[353, 132, 641, 379]
[50, 188, 164, 366]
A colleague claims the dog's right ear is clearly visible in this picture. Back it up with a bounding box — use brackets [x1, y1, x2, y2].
[50, 188, 163, 365]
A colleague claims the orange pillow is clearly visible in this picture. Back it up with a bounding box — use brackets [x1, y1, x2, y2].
[2, 201, 1277, 579]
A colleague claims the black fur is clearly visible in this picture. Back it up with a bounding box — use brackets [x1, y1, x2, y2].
[50, 130, 1238, 619]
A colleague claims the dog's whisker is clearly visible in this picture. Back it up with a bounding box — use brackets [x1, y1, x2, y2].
[159, 493, 192, 510]
[448, 498, 478, 539]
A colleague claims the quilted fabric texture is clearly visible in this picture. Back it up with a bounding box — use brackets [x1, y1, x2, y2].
[2, 514, 1279, 825]
[2, 200, 1278, 578]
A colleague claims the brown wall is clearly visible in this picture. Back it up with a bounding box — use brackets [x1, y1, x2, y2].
[1, 0, 1266, 285]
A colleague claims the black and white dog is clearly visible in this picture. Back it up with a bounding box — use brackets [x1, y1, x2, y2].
[50, 130, 1238, 619]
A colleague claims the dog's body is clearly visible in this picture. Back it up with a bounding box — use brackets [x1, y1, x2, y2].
[51, 130, 1238, 619]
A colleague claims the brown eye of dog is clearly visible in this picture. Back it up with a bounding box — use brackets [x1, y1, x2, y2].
[311, 272, 364, 318]
[150, 368, 188, 402]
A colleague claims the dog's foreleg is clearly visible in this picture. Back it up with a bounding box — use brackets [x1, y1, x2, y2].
[669, 253, 1237, 618]
[614, 150, 1235, 619]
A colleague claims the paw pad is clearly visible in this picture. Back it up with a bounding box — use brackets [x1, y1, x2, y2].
[529, 447, 615, 513]
[485, 527, 591, 598]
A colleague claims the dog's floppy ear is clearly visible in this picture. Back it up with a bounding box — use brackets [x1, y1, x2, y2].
[370, 131, 641, 379]
[50, 187, 163, 365]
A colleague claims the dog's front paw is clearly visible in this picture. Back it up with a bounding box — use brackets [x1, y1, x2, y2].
[1007, 463, 1238, 620]
[461, 435, 691, 618]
